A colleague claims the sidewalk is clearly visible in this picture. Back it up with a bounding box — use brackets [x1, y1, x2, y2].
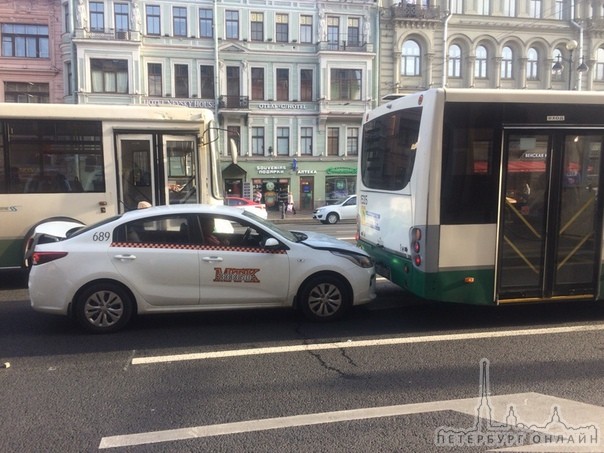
[267, 209, 315, 224]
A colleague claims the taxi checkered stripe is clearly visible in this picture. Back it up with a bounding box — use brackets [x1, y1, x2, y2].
[111, 242, 286, 254]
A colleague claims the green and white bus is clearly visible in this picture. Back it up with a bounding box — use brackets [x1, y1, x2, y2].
[0, 103, 223, 270]
[358, 88, 604, 305]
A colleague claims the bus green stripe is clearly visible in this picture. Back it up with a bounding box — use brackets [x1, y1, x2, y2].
[360, 241, 495, 305]
[0, 238, 24, 268]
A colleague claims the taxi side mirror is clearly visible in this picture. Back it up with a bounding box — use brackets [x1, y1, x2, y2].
[264, 238, 279, 248]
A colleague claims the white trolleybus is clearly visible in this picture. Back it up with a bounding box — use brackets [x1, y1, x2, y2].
[358, 88, 604, 306]
[0, 103, 223, 271]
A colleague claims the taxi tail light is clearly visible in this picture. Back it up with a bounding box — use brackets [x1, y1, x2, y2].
[32, 251, 68, 266]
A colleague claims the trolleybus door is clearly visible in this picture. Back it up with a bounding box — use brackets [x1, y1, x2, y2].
[498, 131, 603, 301]
[117, 135, 155, 211]
[117, 134, 199, 211]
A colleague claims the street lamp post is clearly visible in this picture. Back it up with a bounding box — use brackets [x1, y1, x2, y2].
[552, 40, 589, 90]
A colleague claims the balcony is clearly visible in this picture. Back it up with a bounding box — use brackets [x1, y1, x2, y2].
[82, 29, 131, 40]
[317, 40, 372, 53]
[391, 3, 441, 20]
[219, 95, 249, 109]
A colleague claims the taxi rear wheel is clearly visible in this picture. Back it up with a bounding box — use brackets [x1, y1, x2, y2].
[74, 282, 134, 333]
[298, 275, 351, 321]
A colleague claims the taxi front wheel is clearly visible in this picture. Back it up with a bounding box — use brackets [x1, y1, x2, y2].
[298, 275, 351, 321]
[74, 282, 134, 333]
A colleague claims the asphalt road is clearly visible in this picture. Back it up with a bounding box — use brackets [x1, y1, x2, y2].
[2, 222, 604, 452]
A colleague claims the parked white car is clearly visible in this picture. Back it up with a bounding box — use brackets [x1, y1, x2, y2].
[29, 204, 376, 333]
[313, 195, 357, 224]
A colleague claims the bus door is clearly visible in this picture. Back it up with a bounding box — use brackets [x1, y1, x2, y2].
[117, 134, 199, 211]
[498, 130, 603, 302]
[162, 135, 199, 206]
[117, 135, 155, 211]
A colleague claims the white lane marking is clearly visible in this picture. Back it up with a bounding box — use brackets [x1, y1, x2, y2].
[98, 392, 604, 450]
[132, 324, 604, 365]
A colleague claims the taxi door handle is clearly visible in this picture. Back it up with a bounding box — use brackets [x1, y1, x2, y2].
[202, 256, 223, 262]
[114, 254, 136, 261]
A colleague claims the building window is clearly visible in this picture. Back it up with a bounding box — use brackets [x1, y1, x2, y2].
[402, 40, 421, 76]
[595, 48, 604, 81]
[330, 69, 361, 100]
[89, 2, 104, 32]
[276, 14, 288, 43]
[251, 12, 263, 41]
[327, 16, 339, 49]
[501, 46, 513, 79]
[552, 48, 564, 81]
[475, 45, 487, 78]
[300, 69, 313, 101]
[300, 15, 312, 43]
[327, 127, 339, 156]
[301, 127, 313, 155]
[173, 7, 187, 36]
[503, 0, 516, 16]
[174, 64, 188, 97]
[114, 3, 128, 32]
[530, 0, 542, 18]
[4, 82, 49, 103]
[347, 128, 359, 156]
[66, 62, 73, 95]
[252, 127, 265, 155]
[347, 17, 360, 47]
[251, 68, 264, 100]
[450, 0, 463, 14]
[148, 63, 162, 96]
[276, 68, 289, 101]
[226, 10, 239, 40]
[199, 8, 213, 38]
[91, 59, 128, 93]
[477, 0, 490, 15]
[555, 0, 564, 19]
[1, 24, 49, 58]
[199, 65, 214, 99]
[146, 5, 160, 35]
[526, 48, 539, 81]
[448, 44, 462, 78]
[277, 127, 289, 156]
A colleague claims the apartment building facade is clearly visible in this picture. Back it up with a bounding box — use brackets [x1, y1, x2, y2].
[7, 1, 604, 209]
[380, 0, 604, 98]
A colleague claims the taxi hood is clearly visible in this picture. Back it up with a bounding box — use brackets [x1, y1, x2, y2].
[296, 230, 366, 255]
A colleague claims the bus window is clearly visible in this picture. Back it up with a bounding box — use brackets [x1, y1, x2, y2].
[5, 119, 105, 194]
[440, 103, 499, 224]
[361, 107, 421, 191]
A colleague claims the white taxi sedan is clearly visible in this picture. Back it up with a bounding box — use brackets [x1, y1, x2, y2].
[29, 205, 376, 333]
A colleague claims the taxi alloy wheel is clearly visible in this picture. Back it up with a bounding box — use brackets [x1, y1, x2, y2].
[299, 275, 351, 321]
[74, 283, 134, 333]
[326, 212, 339, 224]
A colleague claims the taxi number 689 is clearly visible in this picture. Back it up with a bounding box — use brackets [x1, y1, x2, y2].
[93, 231, 111, 241]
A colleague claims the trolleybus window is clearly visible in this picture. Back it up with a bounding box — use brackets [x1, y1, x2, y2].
[3, 119, 104, 194]
[361, 107, 421, 190]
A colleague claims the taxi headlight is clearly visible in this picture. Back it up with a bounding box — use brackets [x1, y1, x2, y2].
[331, 250, 374, 268]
